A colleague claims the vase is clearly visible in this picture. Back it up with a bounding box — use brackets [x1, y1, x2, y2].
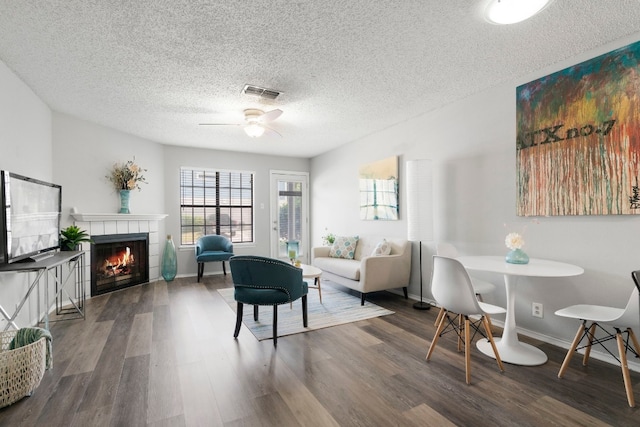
[119, 189, 131, 214]
[506, 248, 529, 264]
[161, 234, 177, 282]
[287, 240, 299, 262]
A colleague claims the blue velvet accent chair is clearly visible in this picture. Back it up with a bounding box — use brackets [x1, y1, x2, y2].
[195, 235, 234, 282]
[229, 255, 308, 346]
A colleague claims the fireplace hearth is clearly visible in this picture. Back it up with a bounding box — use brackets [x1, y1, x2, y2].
[91, 233, 149, 296]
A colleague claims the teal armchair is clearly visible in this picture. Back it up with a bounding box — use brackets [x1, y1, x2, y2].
[195, 235, 234, 282]
[229, 255, 308, 346]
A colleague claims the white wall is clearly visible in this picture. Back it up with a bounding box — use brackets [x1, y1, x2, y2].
[311, 33, 640, 364]
[52, 112, 166, 229]
[0, 60, 53, 327]
[163, 145, 309, 277]
[0, 62, 52, 178]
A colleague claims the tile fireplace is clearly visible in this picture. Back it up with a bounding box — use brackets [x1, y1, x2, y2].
[71, 212, 167, 297]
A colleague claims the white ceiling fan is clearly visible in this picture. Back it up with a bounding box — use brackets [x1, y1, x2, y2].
[199, 108, 283, 138]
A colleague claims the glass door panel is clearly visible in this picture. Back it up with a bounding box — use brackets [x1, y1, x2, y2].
[270, 172, 309, 263]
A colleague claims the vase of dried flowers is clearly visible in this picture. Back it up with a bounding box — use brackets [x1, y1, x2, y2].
[107, 158, 147, 214]
[119, 190, 131, 214]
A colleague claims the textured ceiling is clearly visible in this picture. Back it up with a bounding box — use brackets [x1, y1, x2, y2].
[1, 1, 640, 158]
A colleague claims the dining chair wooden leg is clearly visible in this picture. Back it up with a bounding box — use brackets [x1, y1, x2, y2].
[583, 322, 597, 366]
[427, 311, 447, 361]
[434, 306, 445, 327]
[482, 315, 504, 372]
[616, 328, 635, 407]
[234, 302, 244, 338]
[628, 328, 640, 356]
[464, 316, 471, 385]
[559, 322, 586, 378]
[484, 314, 493, 333]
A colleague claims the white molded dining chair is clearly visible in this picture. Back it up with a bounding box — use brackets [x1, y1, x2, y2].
[434, 243, 496, 327]
[554, 270, 640, 407]
[426, 255, 505, 384]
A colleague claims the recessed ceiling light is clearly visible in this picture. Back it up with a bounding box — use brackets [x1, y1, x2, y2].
[485, 0, 552, 25]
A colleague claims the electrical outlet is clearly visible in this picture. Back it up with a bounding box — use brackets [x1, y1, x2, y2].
[532, 302, 543, 318]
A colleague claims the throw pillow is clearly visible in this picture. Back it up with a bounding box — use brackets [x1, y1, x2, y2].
[371, 239, 391, 256]
[329, 235, 359, 259]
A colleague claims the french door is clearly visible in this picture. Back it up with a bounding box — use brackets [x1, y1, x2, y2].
[269, 171, 309, 263]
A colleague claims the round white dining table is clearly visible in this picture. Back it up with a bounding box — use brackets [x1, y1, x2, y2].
[456, 256, 584, 366]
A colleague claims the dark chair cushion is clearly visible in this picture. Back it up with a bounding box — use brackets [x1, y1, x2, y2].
[196, 251, 234, 263]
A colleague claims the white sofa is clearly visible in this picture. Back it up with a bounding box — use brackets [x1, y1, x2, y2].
[312, 236, 412, 305]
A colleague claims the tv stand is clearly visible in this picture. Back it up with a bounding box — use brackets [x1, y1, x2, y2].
[0, 251, 85, 331]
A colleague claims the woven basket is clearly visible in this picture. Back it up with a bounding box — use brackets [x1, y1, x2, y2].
[0, 330, 47, 408]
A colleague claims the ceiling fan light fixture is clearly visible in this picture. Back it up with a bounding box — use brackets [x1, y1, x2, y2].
[485, 0, 552, 25]
[244, 122, 265, 138]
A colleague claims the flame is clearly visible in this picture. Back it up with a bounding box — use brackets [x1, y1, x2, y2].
[99, 246, 136, 276]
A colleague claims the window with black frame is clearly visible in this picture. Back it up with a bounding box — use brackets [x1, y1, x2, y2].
[180, 168, 254, 245]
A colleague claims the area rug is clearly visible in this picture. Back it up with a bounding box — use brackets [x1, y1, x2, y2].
[217, 285, 394, 341]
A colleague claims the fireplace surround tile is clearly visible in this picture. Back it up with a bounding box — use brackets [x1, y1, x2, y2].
[71, 213, 167, 297]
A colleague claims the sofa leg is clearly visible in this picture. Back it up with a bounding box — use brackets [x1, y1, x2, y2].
[234, 302, 243, 338]
[403, 287, 408, 299]
[361, 293, 366, 306]
[253, 305, 259, 321]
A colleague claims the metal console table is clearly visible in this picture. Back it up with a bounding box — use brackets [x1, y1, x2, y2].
[0, 250, 85, 331]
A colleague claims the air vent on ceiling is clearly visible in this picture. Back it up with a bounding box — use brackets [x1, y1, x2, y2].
[242, 84, 281, 100]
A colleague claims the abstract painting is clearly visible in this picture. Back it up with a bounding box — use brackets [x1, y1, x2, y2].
[359, 156, 398, 220]
[516, 40, 640, 216]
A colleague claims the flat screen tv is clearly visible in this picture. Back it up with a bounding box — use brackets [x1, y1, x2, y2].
[0, 171, 62, 263]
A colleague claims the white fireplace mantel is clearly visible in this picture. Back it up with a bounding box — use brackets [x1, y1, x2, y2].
[71, 213, 168, 222]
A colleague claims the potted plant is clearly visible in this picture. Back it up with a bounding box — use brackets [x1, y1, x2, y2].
[322, 229, 335, 246]
[60, 225, 93, 251]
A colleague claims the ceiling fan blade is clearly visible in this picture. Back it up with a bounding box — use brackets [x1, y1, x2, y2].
[198, 123, 241, 126]
[262, 125, 282, 137]
[258, 109, 283, 123]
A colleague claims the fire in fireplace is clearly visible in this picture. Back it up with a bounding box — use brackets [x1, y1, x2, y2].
[91, 233, 149, 296]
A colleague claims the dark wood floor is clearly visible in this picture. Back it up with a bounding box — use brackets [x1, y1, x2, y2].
[0, 274, 638, 426]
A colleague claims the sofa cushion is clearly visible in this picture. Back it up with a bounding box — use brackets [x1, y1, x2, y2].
[313, 256, 361, 281]
[371, 239, 391, 256]
[329, 235, 359, 259]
